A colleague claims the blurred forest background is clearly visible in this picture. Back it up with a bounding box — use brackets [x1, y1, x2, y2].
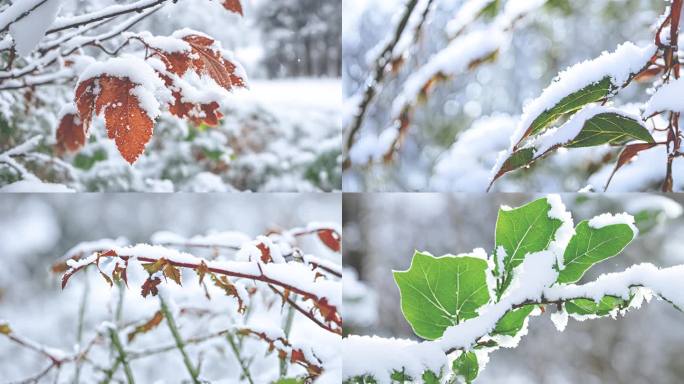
[0, 0, 342, 192]
[343, 0, 666, 192]
[0, 193, 341, 382]
[343, 193, 684, 384]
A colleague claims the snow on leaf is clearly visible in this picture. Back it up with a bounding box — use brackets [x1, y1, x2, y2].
[452, 351, 479, 383]
[7, 0, 61, 57]
[75, 76, 155, 164]
[494, 197, 563, 295]
[556, 220, 635, 284]
[394, 251, 490, 340]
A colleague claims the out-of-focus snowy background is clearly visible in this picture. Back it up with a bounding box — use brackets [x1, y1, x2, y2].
[343, 0, 666, 192]
[0, 0, 342, 192]
[0, 193, 341, 382]
[343, 193, 684, 383]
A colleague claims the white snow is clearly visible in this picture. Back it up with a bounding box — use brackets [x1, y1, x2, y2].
[79, 56, 168, 119]
[342, 335, 446, 383]
[644, 78, 684, 116]
[549, 309, 569, 332]
[532, 106, 646, 156]
[4, 0, 61, 57]
[546, 194, 575, 268]
[624, 195, 683, 219]
[588, 213, 638, 238]
[508, 42, 656, 148]
[0, 180, 75, 193]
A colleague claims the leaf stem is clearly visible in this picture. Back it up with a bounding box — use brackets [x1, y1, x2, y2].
[226, 332, 255, 384]
[108, 328, 135, 384]
[159, 296, 200, 384]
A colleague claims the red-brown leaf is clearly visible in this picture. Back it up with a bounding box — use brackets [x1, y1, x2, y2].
[55, 112, 86, 154]
[127, 310, 164, 343]
[141, 277, 162, 298]
[317, 229, 341, 252]
[222, 0, 243, 15]
[75, 76, 154, 164]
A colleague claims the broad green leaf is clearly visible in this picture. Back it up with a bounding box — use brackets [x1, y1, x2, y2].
[422, 370, 441, 384]
[495, 198, 563, 294]
[565, 113, 654, 148]
[394, 252, 490, 340]
[526, 77, 614, 139]
[492, 305, 535, 337]
[565, 296, 628, 316]
[452, 352, 479, 383]
[557, 220, 635, 284]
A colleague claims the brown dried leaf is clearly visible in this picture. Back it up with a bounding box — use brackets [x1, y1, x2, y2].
[0, 322, 11, 335]
[163, 263, 182, 286]
[127, 311, 164, 343]
[141, 277, 162, 298]
[256, 242, 272, 263]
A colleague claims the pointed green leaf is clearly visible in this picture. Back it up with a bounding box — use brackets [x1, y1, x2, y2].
[491, 147, 534, 181]
[495, 198, 563, 294]
[394, 252, 490, 340]
[452, 352, 479, 383]
[492, 305, 535, 337]
[565, 296, 628, 316]
[422, 370, 441, 384]
[526, 77, 614, 139]
[557, 220, 635, 284]
[565, 113, 654, 148]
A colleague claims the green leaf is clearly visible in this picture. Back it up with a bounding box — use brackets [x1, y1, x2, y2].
[394, 252, 490, 340]
[557, 220, 635, 284]
[422, 370, 441, 384]
[491, 147, 534, 180]
[495, 198, 563, 294]
[565, 296, 628, 316]
[493, 305, 535, 337]
[565, 113, 654, 148]
[452, 352, 479, 383]
[526, 77, 614, 139]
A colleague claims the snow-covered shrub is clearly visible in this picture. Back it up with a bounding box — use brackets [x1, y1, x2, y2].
[343, 0, 684, 192]
[1, 223, 342, 383]
[0, 0, 341, 192]
[342, 195, 684, 383]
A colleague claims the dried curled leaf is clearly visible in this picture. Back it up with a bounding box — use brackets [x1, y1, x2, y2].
[55, 112, 86, 154]
[211, 273, 246, 313]
[127, 311, 164, 342]
[75, 76, 154, 164]
[141, 277, 162, 298]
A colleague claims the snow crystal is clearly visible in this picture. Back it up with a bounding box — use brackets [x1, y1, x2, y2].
[588, 213, 638, 238]
[644, 78, 684, 116]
